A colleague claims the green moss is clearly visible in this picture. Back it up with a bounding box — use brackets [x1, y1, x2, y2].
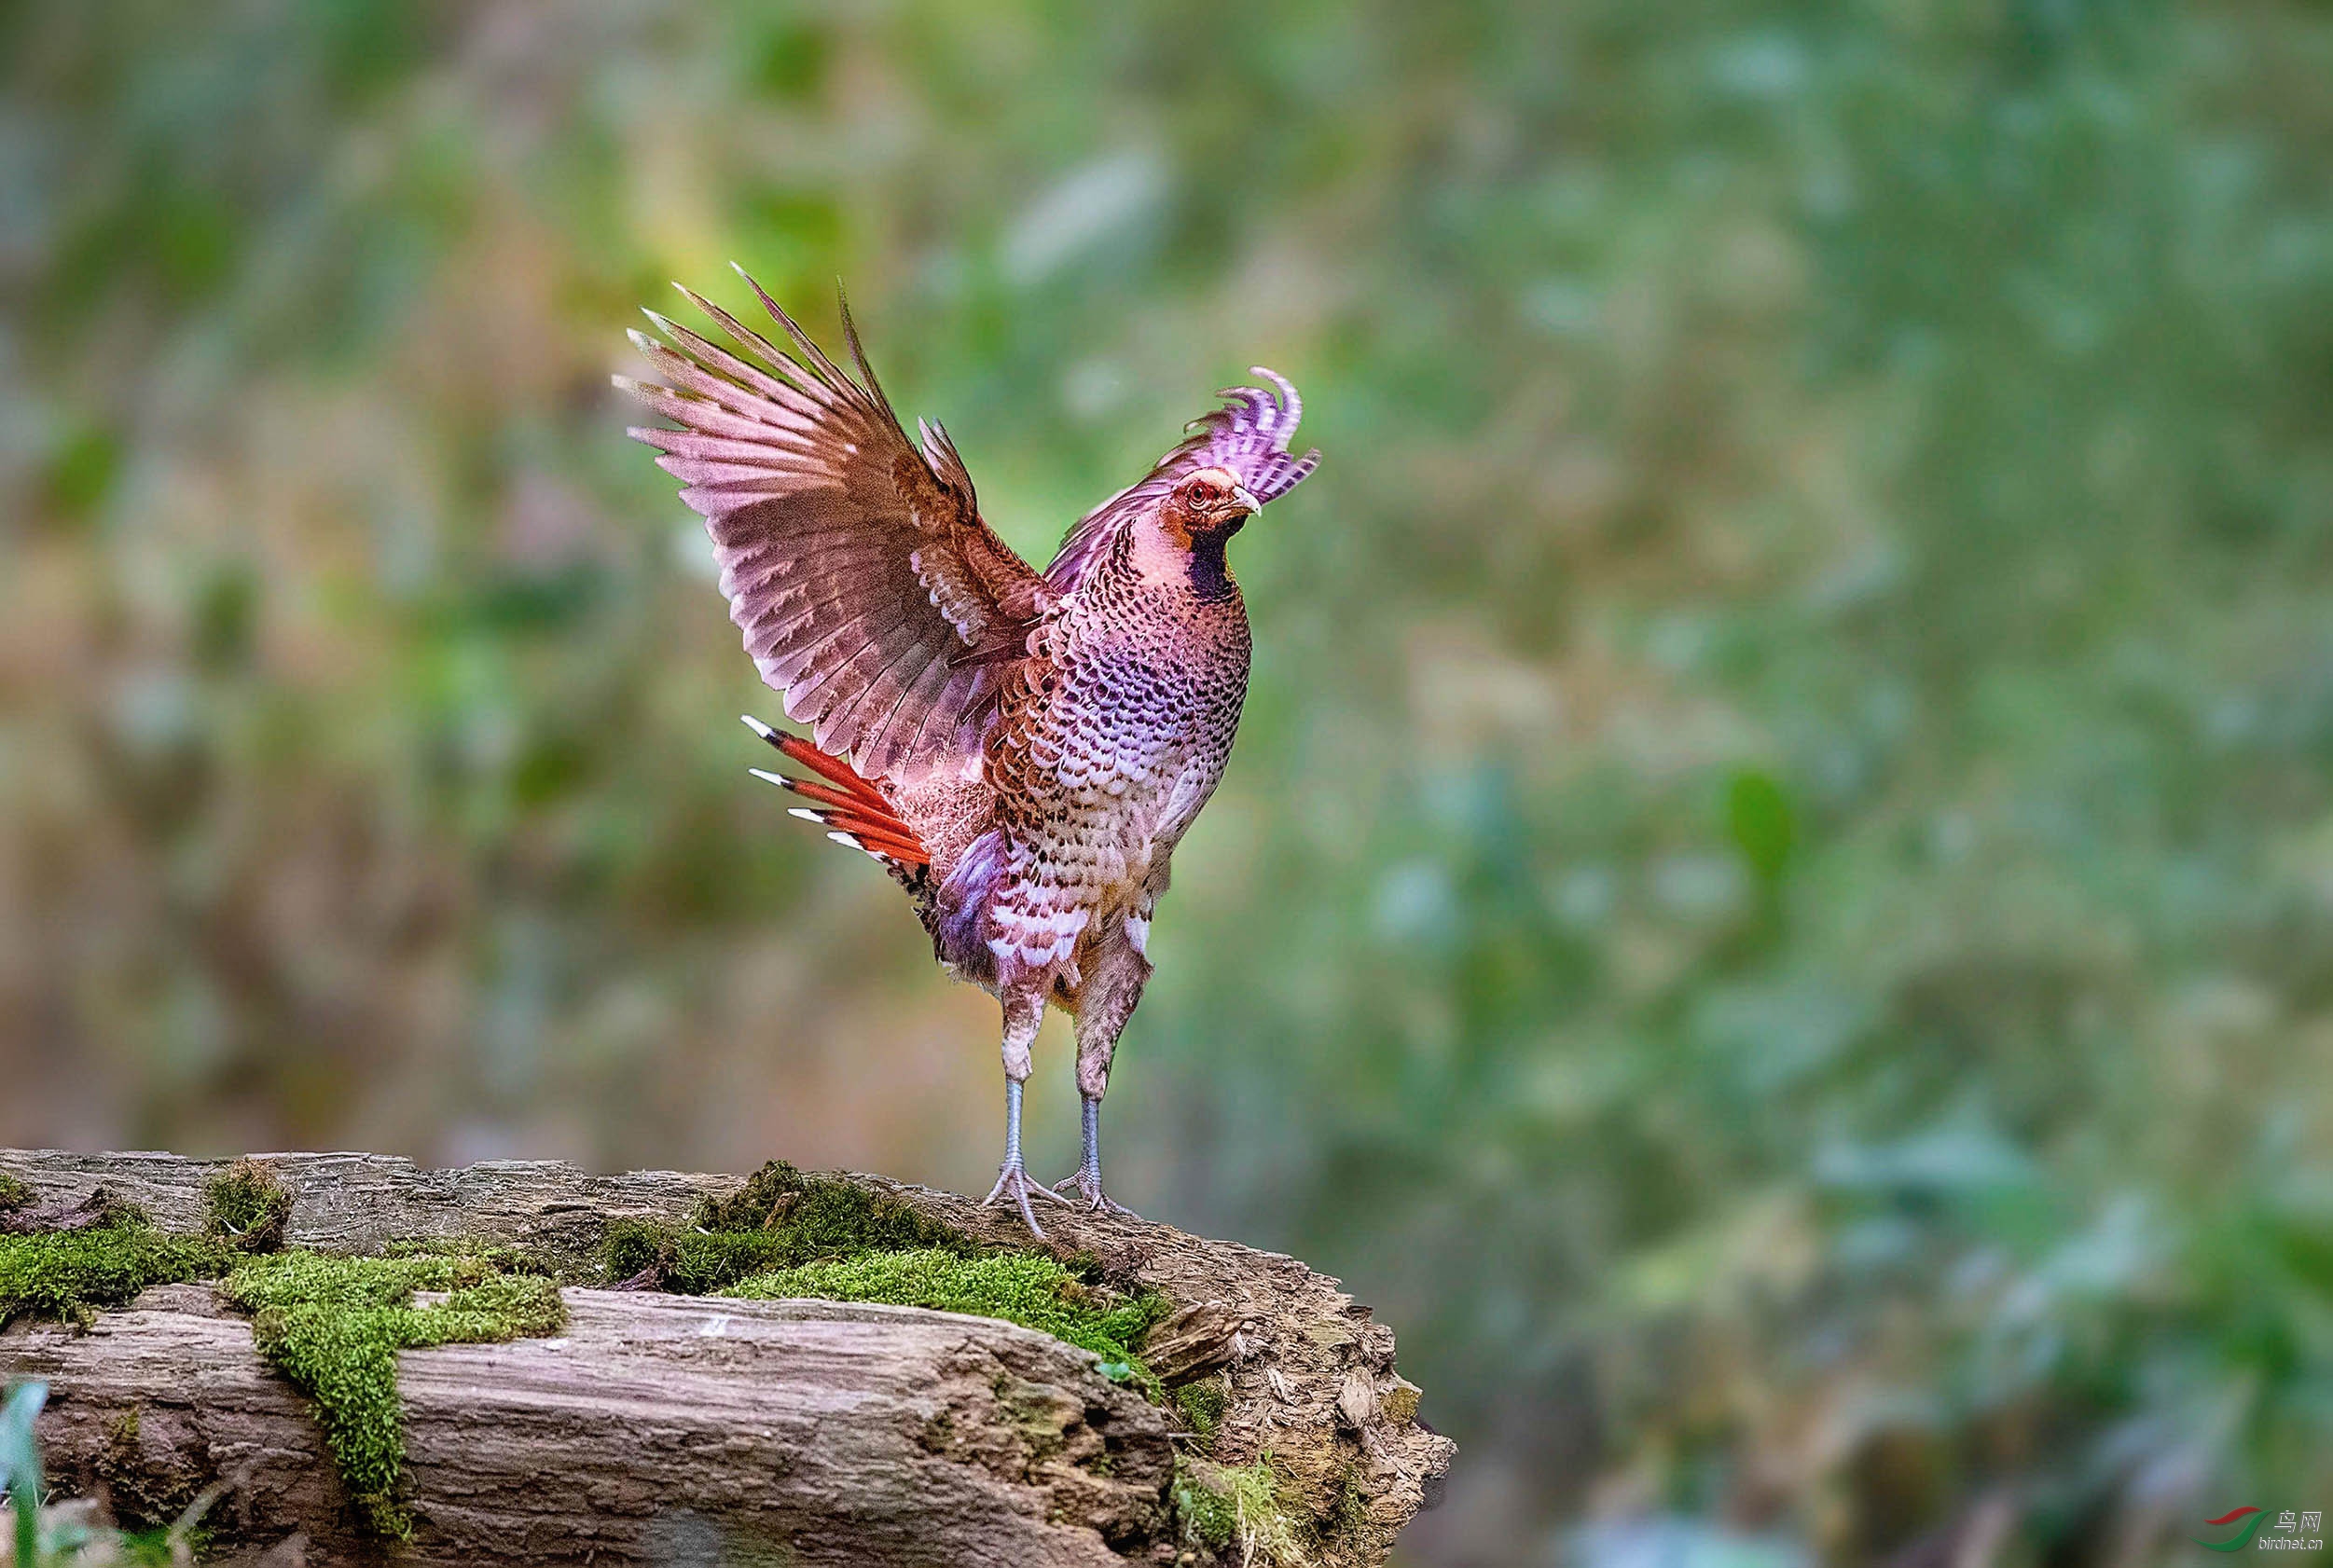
[202, 1159, 293, 1253]
[607, 1162, 980, 1293]
[378, 1230, 606, 1286]
[651, 1168, 1193, 1424]
[96, 1407, 208, 1532]
[379, 1236, 566, 1279]
[1330, 1459, 1370, 1543]
[1174, 1459, 1238, 1551]
[604, 1221, 822, 1293]
[700, 1162, 973, 1252]
[725, 1248, 1166, 1391]
[218, 1251, 564, 1537]
[1172, 1457, 1306, 1564]
[1174, 1375, 1229, 1450]
[112, 1526, 196, 1566]
[0, 1223, 231, 1327]
[691, 1159, 808, 1230]
[0, 1172, 32, 1214]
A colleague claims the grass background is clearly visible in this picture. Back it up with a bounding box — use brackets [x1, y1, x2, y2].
[4, 1, 2332, 1561]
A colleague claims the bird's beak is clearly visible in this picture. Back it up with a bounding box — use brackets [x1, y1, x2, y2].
[1230, 485, 1262, 517]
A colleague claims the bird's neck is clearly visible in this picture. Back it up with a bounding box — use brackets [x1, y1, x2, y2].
[1120, 513, 1239, 604]
[1185, 532, 1236, 603]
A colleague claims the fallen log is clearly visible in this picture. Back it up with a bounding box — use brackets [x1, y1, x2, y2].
[0, 1149, 1454, 1567]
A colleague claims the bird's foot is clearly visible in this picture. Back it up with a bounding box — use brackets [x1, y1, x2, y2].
[982, 1158, 1069, 1238]
[1052, 1168, 1141, 1219]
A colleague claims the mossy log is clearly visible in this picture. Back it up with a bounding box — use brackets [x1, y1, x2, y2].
[0, 1148, 1454, 1567]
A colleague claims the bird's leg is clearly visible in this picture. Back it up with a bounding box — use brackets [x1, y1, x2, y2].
[1053, 930, 1148, 1217]
[1056, 1093, 1139, 1217]
[1076, 1093, 1102, 1191]
[981, 993, 1066, 1237]
[980, 1080, 1067, 1235]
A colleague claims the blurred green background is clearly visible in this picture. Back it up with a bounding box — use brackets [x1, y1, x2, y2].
[5, 0, 2332, 1562]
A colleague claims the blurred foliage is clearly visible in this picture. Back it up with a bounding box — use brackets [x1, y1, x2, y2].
[3, 0, 2332, 1563]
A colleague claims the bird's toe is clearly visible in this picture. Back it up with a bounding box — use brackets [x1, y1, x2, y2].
[1051, 1172, 1140, 1219]
[982, 1162, 1061, 1239]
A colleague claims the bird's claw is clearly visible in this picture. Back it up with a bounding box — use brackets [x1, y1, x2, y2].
[982, 1159, 1068, 1238]
[1052, 1169, 1141, 1219]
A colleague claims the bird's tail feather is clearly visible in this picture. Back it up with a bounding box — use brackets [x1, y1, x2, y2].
[742, 715, 932, 871]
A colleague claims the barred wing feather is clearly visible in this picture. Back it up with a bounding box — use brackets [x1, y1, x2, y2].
[617, 273, 1053, 783]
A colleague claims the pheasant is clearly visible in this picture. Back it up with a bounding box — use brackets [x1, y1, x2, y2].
[617, 270, 1318, 1235]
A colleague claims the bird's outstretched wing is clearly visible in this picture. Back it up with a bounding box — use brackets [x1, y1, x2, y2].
[1045, 369, 1320, 592]
[620, 273, 1052, 782]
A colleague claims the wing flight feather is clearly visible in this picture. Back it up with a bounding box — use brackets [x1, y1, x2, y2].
[619, 272, 1053, 781]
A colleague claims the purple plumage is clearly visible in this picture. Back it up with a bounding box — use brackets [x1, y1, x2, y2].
[619, 271, 1318, 1233]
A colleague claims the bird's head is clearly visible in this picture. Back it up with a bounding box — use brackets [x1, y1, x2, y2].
[1128, 464, 1263, 598]
[1159, 465, 1262, 545]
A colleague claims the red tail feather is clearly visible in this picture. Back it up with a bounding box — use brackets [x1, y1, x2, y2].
[773, 733, 891, 811]
[747, 721, 932, 869]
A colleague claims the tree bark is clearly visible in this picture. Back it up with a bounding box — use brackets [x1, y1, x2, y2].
[0, 1149, 1454, 1567]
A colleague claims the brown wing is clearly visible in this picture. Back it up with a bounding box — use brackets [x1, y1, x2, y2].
[618, 270, 1052, 782]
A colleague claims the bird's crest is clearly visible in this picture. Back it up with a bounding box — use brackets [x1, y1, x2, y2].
[1045, 369, 1319, 593]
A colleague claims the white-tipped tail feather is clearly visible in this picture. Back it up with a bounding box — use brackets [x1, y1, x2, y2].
[740, 714, 932, 872]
